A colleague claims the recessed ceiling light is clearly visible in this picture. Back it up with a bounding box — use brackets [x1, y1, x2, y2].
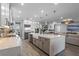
[18, 10, 22, 14]
[41, 10, 44, 13]
[21, 3, 24, 6]
[54, 3, 58, 5]
[61, 17, 63, 19]
[1, 6, 5, 10]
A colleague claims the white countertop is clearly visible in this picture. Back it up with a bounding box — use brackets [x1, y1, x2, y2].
[30, 33, 64, 39]
[0, 34, 21, 50]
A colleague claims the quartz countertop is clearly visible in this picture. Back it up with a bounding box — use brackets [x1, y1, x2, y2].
[30, 33, 64, 39]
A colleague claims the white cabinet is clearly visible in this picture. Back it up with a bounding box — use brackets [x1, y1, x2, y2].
[33, 38, 39, 47]
[54, 23, 67, 33]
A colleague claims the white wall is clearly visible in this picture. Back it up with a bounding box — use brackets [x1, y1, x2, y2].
[0, 4, 1, 25]
[1, 3, 9, 26]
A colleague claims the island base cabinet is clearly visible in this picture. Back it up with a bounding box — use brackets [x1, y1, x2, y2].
[31, 34, 65, 56]
[35, 39, 39, 47]
[33, 38, 39, 47]
[33, 37, 50, 55]
[33, 38, 36, 45]
[38, 37, 43, 49]
[53, 36, 65, 55]
[42, 38, 50, 54]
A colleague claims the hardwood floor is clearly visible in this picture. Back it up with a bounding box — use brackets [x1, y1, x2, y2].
[65, 44, 79, 56]
[21, 40, 79, 56]
[21, 40, 48, 56]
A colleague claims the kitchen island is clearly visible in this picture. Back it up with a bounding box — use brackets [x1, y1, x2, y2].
[0, 33, 21, 56]
[29, 33, 65, 56]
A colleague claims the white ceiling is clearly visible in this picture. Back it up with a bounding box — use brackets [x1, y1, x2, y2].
[11, 3, 79, 23]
